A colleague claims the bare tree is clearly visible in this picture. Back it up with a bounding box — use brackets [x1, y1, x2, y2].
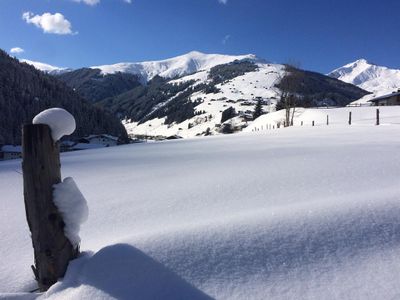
[275, 62, 303, 127]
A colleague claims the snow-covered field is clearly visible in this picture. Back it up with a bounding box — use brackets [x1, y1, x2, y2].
[247, 106, 400, 132]
[1, 124, 400, 299]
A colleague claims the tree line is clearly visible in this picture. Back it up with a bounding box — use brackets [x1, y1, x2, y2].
[0, 49, 128, 145]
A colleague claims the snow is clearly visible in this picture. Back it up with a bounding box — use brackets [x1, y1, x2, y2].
[1, 145, 22, 153]
[32, 108, 76, 142]
[43, 246, 212, 300]
[71, 143, 105, 151]
[246, 106, 400, 132]
[53, 177, 89, 247]
[1, 123, 400, 299]
[329, 58, 400, 95]
[124, 62, 285, 138]
[91, 51, 259, 82]
[20, 59, 71, 75]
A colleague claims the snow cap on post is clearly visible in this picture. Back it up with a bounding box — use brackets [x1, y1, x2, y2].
[33, 108, 76, 142]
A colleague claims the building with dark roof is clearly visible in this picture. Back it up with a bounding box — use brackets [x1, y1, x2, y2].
[368, 90, 400, 106]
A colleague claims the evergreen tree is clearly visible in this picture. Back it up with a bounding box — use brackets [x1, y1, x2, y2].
[253, 99, 264, 120]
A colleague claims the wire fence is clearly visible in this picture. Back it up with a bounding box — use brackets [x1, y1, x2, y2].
[251, 108, 392, 132]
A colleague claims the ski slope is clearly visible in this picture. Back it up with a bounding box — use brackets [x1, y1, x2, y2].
[1, 125, 400, 299]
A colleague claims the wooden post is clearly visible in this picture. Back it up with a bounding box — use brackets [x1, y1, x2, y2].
[22, 124, 78, 292]
[312, 121, 315, 126]
[326, 115, 329, 126]
[376, 108, 380, 126]
[348, 111, 352, 125]
[301, 121, 303, 126]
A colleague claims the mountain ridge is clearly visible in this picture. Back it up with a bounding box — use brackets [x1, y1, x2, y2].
[328, 59, 400, 94]
[20, 59, 71, 75]
[20, 51, 260, 83]
[91, 51, 260, 83]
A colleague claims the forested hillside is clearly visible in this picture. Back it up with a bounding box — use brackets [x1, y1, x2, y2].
[57, 68, 142, 103]
[0, 50, 128, 145]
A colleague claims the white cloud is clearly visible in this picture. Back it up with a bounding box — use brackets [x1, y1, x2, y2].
[22, 12, 76, 35]
[10, 47, 25, 54]
[218, 0, 228, 4]
[73, 0, 100, 5]
[222, 34, 231, 45]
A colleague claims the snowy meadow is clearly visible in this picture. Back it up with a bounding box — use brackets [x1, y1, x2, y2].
[1, 124, 400, 299]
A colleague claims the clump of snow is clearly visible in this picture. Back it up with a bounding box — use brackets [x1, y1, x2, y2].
[32, 108, 76, 142]
[53, 177, 89, 247]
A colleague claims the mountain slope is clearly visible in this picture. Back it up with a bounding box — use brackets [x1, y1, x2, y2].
[117, 61, 367, 138]
[57, 68, 142, 103]
[18, 51, 368, 139]
[58, 55, 366, 139]
[0, 50, 128, 145]
[20, 59, 71, 75]
[90, 51, 259, 82]
[329, 59, 400, 94]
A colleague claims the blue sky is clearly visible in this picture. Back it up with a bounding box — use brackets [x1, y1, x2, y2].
[0, 0, 399, 73]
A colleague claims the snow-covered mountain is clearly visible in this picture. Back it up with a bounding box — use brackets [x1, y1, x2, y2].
[20, 59, 71, 75]
[18, 51, 368, 139]
[329, 59, 400, 94]
[119, 59, 366, 138]
[52, 51, 366, 139]
[90, 51, 260, 83]
[122, 61, 286, 138]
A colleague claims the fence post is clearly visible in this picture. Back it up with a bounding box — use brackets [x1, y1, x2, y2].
[22, 124, 78, 292]
[326, 115, 329, 126]
[301, 121, 303, 126]
[348, 111, 352, 125]
[376, 109, 380, 126]
[312, 121, 315, 126]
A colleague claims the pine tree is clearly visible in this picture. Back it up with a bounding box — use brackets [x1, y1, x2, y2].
[253, 99, 264, 120]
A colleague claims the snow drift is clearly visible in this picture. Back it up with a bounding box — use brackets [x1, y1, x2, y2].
[1, 124, 400, 299]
